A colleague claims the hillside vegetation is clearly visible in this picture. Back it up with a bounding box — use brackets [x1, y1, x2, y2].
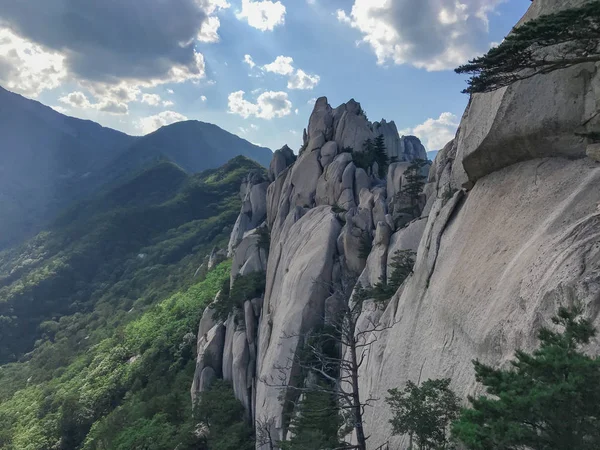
[0, 156, 263, 449]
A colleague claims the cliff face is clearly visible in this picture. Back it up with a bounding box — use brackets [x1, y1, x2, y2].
[192, 1, 600, 447]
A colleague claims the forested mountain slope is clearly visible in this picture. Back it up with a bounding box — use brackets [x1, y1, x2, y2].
[0, 156, 264, 449]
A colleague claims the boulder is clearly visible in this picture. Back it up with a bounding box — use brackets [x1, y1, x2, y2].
[316, 152, 353, 206]
[320, 141, 339, 167]
[230, 230, 267, 283]
[232, 330, 251, 413]
[222, 314, 236, 381]
[244, 300, 256, 345]
[269, 145, 296, 181]
[191, 323, 225, 403]
[386, 218, 427, 280]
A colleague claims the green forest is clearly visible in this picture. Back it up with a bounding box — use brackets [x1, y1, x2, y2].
[0, 156, 262, 449]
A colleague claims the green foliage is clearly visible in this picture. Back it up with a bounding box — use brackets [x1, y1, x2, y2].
[256, 226, 271, 254]
[359, 250, 416, 304]
[0, 157, 262, 364]
[387, 378, 460, 450]
[441, 188, 458, 206]
[195, 380, 254, 450]
[358, 232, 373, 260]
[281, 389, 344, 450]
[213, 271, 266, 322]
[0, 157, 261, 449]
[453, 306, 600, 450]
[0, 261, 231, 450]
[351, 135, 390, 178]
[455, 1, 600, 93]
[331, 204, 347, 214]
[402, 159, 428, 217]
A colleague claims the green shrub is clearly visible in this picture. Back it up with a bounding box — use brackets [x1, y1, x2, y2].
[213, 271, 266, 322]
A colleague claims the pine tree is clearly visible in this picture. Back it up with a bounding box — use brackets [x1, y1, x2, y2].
[401, 159, 428, 218]
[453, 306, 600, 450]
[387, 378, 460, 450]
[374, 134, 390, 178]
[455, 1, 600, 93]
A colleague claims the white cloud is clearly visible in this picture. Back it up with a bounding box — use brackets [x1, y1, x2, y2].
[290, 129, 298, 135]
[200, 95, 207, 102]
[400, 112, 459, 150]
[228, 90, 292, 119]
[244, 54, 256, 68]
[198, 15, 225, 43]
[59, 91, 92, 108]
[262, 55, 320, 90]
[307, 97, 317, 105]
[167, 89, 174, 94]
[137, 110, 189, 134]
[236, 0, 286, 31]
[162, 100, 174, 107]
[250, 124, 259, 130]
[295, 109, 299, 114]
[59, 90, 129, 114]
[264, 56, 294, 75]
[288, 69, 320, 90]
[337, 0, 503, 71]
[141, 93, 162, 106]
[0, 28, 67, 97]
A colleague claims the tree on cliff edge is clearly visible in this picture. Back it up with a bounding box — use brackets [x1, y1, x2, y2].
[456, 1, 600, 93]
[453, 306, 600, 450]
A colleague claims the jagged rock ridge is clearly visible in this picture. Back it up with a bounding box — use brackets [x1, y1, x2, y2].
[192, 2, 600, 445]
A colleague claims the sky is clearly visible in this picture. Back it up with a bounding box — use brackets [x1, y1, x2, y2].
[0, 0, 530, 152]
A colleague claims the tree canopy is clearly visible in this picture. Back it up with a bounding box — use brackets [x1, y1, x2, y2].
[456, 1, 600, 93]
[453, 306, 600, 450]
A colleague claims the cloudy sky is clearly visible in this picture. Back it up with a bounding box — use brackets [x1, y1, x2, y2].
[0, 0, 529, 152]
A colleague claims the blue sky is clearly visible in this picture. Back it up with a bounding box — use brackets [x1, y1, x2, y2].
[0, 0, 530, 152]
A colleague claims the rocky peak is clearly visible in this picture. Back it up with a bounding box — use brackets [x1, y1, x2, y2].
[303, 96, 426, 162]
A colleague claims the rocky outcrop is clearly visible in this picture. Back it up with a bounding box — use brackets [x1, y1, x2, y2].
[269, 145, 296, 181]
[191, 323, 225, 404]
[228, 170, 269, 256]
[453, 0, 600, 185]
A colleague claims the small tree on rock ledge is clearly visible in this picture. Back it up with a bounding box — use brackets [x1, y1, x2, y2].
[456, 1, 600, 93]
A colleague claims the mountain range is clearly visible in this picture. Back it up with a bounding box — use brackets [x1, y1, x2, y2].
[0, 85, 272, 250]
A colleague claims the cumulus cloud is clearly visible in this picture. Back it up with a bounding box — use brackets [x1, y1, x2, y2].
[162, 100, 174, 107]
[141, 93, 162, 106]
[0, 28, 67, 97]
[236, 0, 286, 31]
[337, 0, 503, 71]
[264, 56, 294, 75]
[244, 54, 257, 68]
[200, 95, 207, 102]
[288, 69, 320, 90]
[167, 89, 175, 94]
[137, 110, 189, 134]
[59, 90, 129, 114]
[228, 90, 292, 119]
[59, 91, 92, 108]
[400, 112, 459, 150]
[0, 0, 226, 103]
[198, 16, 222, 43]
[262, 56, 320, 90]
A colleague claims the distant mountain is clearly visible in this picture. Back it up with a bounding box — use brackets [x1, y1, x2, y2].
[0, 86, 273, 250]
[427, 150, 439, 161]
[99, 120, 272, 185]
[0, 86, 137, 249]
